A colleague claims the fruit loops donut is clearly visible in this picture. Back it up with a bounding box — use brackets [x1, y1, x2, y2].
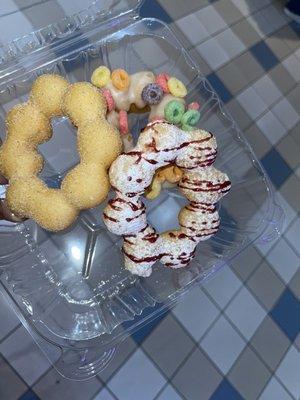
[0, 74, 122, 231]
[103, 121, 231, 277]
[91, 66, 201, 197]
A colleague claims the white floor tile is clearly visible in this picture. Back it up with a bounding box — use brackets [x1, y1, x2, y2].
[253, 75, 282, 107]
[215, 28, 245, 59]
[173, 287, 219, 341]
[267, 238, 299, 283]
[157, 384, 182, 400]
[203, 265, 242, 308]
[256, 111, 286, 145]
[0, 326, 51, 385]
[108, 349, 165, 400]
[237, 87, 268, 120]
[283, 54, 300, 82]
[176, 14, 210, 46]
[196, 38, 229, 69]
[56, 0, 86, 15]
[195, 5, 227, 35]
[259, 376, 293, 400]
[272, 98, 300, 130]
[285, 218, 300, 256]
[225, 287, 266, 340]
[0, 0, 20, 15]
[231, 0, 257, 16]
[276, 346, 300, 399]
[200, 315, 246, 374]
[232, 0, 270, 16]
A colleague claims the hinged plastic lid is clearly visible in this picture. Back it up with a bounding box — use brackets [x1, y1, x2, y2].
[0, 0, 142, 65]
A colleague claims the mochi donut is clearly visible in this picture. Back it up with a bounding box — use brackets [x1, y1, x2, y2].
[103, 121, 231, 277]
[0, 74, 122, 231]
[91, 67, 201, 198]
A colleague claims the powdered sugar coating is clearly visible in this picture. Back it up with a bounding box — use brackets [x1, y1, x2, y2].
[103, 122, 230, 277]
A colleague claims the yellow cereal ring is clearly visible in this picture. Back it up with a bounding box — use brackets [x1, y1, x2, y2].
[167, 77, 187, 98]
[111, 69, 130, 91]
[91, 66, 111, 88]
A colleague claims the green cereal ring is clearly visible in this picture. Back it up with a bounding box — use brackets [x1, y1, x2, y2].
[164, 100, 185, 124]
[181, 109, 201, 127]
[181, 124, 195, 132]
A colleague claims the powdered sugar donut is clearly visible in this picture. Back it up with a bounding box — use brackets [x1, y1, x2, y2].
[103, 122, 231, 277]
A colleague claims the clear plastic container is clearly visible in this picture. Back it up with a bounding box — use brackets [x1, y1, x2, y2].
[0, 0, 284, 380]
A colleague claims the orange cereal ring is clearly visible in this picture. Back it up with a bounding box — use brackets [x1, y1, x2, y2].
[155, 73, 170, 93]
[111, 69, 130, 91]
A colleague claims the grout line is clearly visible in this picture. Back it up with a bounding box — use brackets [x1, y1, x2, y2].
[153, 381, 188, 400]
[201, 261, 298, 399]
[0, 0, 52, 19]
[0, 323, 21, 344]
[0, 351, 30, 392]
[29, 365, 53, 389]
[91, 382, 118, 400]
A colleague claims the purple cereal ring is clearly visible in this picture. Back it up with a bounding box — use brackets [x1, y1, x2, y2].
[141, 83, 163, 105]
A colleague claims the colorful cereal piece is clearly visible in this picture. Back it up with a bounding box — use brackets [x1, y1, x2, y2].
[181, 109, 201, 126]
[167, 77, 187, 98]
[111, 69, 130, 91]
[164, 100, 185, 124]
[119, 110, 129, 135]
[102, 88, 115, 112]
[142, 83, 163, 105]
[188, 102, 200, 110]
[155, 73, 170, 93]
[91, 66, 111, 87]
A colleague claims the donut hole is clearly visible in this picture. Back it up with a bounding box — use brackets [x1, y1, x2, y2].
[38, 116, 79, 188]
[146, 191, 188, 233]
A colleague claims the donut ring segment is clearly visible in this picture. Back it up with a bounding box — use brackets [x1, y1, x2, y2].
[103, 122, 231, 277]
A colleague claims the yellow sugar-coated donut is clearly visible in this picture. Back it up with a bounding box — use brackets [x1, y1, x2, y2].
[0, 74, 122, 231]
[30, 74, 69, 117]
[77, 119, 122, 168]
[62, 82, 107, 127]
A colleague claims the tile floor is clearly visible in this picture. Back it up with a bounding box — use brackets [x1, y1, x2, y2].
[0, 0, 299, 399]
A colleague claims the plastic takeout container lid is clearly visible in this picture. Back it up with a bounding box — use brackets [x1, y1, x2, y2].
[0, 0, 284, 381]
[0, 0, 142, 65]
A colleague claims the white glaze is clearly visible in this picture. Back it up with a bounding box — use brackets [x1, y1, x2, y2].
[103, 122, 230, 277]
